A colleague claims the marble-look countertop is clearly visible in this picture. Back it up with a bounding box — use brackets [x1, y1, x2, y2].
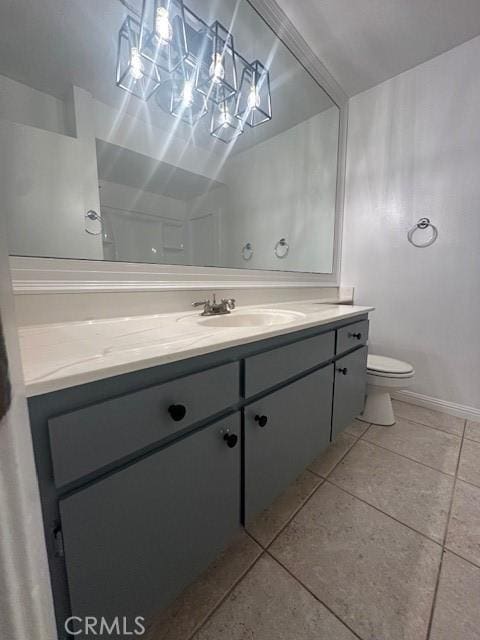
[18, 300, 374, 397]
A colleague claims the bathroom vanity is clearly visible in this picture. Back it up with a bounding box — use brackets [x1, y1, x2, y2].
[24, 304, 370, 637]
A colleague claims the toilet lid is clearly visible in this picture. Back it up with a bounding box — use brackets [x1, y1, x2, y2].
[367, 354, 414, 375]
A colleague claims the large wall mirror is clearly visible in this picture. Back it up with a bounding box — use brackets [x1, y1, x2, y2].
[0, 0, 340, 274]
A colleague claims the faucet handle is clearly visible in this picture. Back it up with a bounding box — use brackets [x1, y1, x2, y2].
[222, 298, 236, 310]
[192, 299, 209, 308]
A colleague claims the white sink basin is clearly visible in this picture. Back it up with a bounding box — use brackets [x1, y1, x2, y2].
[180, 308, 307, 328]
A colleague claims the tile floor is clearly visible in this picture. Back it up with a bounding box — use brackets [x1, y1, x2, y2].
[148, 404, 480, 640]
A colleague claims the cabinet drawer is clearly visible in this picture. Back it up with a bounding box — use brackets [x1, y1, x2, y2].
[59, 414, 241, 630]
[244, 331, 334, 397]
[244, 366, 333, 522]
[49, 362, 239, 488]
[332, 346, 368, 439]
[336, 319, 369, 355]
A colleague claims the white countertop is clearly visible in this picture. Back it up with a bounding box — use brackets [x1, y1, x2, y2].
[19, 300, 373, 397]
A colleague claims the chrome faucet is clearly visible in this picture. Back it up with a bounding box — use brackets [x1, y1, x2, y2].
[192, 294, 236, 316]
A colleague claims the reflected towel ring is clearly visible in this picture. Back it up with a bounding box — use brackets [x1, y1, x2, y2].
[274, 238, 289, 259]
[85, 210, 104, 236]
[407, 218, 438, 248]
[241, 242, 253, 261]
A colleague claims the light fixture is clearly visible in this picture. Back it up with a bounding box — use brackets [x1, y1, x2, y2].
[115, 1, 272, 142]
[140, 0, 189, 73]
[196, 21, 238, 104]
[116, 15, 161, 100]
[236, 59, 272, 127]
[170, 59, 208, 125]
[211, 92, 244, 143]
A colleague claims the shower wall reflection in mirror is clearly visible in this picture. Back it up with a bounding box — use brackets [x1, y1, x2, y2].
[0, 0, 339, 274]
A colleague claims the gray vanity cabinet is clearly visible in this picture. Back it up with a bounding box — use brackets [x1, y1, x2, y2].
[332, 345, 368, 439]
[28, 313, 370, 638]
[58, 414, 241, 631]
[244, 365, 333, 522]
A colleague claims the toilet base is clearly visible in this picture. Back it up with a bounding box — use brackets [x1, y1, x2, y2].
[358, 385, 395, 426]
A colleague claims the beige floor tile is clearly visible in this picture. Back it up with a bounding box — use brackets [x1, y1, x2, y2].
[465, 419, 480, 443]
[458, 439, 480, 488]
[430, 551, 480, 640]
[270, 483, 441, 640]
[329, 440, 454, 542]
[246, 470, 322, 547]
[344, 418, 370, 438]
[308, 432, 357, 477]
[392, 400, 464, 436]
[147, 531, 262, 640]
[446, 480, 480, 567]
[364, 418, 461, 475]
[193, 554, 357, 640]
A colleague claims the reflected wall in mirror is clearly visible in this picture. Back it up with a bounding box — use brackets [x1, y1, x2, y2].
[0, 0, 340, 274]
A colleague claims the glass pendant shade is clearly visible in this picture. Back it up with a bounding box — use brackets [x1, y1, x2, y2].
[116, 16, 161, 100]
[236, 59, 272, 127]
[211, 93, 244, 143]
[140, 0, 189, 73]
[196, 21, 238, 104]
[170, 60, 208, 125]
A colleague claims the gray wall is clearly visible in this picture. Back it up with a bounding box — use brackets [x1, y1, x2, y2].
[342, 35, 480, 411]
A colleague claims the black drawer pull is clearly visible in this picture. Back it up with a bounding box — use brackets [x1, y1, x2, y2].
[337, 367, 348, 375]
[168, 404, 187, 422]
[348, 332, 362, 340]
[255, 414, 268, 428]
[223, 432, 238, 448]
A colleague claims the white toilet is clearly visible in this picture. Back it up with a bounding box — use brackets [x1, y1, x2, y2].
[359, 354, 415, 426]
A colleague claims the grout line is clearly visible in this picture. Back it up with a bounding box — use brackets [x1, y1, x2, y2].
[389, 410, 464, 439]
[324, 478, 444, 546]
[261, 434, 362, 552]
[264, 550, 365, 640]
[247, 474, 325, 550]
[185, 547, 265, 640]
[454, 476, 480, 491]
[360, 437, 459, 478]
[441, 547, 480, 572]
[426, 419, 466, 640]
[308, 432, 359, 481]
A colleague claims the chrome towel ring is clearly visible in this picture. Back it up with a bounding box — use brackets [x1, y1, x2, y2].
[241, 242, 253, 261]
[85, 210, 104, 236]
[274, 238, 289, 259]
[407, 218, 438, 248]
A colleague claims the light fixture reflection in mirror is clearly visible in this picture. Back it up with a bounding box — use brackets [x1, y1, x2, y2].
[116, 0, 272, 143]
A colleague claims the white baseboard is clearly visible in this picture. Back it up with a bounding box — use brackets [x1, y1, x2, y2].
[392, 390, 480, 423]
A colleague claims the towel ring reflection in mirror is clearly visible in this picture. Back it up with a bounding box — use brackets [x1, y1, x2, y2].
[241, 242, 253, 261]
[274, 238, 289, 259]
[85, 210, 104, 236]
[407, 218, 438, 248]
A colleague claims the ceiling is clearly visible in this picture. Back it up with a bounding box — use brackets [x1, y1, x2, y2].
[0, 0, 335, 155]
[275, 0, 480, 96]
[96, 140, 225, 200]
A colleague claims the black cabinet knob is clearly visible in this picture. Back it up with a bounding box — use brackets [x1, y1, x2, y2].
[348, 332, 362, 340]
[223, 432, 238, 448]
[337, 367, 348, 375]
[255, 414, 268, 427]
[168, 404, 187, 421]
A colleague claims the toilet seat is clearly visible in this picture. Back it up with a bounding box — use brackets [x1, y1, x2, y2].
[368, 369, 414, 380]
[367, 355, 414, 377]
[360, 354, 415, 426]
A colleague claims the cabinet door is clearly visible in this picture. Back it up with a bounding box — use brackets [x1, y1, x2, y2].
[59, 414, 240, 633]
[244, 366, 333, 522]
[332, 346, 368, 439]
